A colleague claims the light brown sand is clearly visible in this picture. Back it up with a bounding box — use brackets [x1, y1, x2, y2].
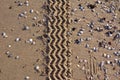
[0, 0, 120, 80]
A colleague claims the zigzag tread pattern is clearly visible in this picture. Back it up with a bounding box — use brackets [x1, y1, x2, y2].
[47, 0, 71, 80]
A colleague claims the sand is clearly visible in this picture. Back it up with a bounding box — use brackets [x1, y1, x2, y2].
[0, 0, 120, 80]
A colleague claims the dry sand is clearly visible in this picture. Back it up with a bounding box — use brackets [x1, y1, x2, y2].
[0, 0, 120, 80]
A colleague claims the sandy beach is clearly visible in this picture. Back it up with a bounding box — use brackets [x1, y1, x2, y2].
[0, 0, 120, 80]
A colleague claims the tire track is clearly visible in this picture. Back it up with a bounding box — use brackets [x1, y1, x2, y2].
[47, 0, 71, 80]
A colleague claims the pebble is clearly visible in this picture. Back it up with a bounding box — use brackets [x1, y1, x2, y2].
[34, 65, 40, 72]
[77, 64, 80, 68]
[23, 11, 27, 15]
[103, 53, 107, 57]
[24, 76, 30, 80]
[29, 38, 33, 42]
[104, 24, 112, 30]
[75, 39, 81, 44]
[6, 51, 12, 58]
[18, 2, 23, 6]
[114, 58, 118, 63]
[106, 54, 111, 59]
[24, 0, 29, 4]
[85, 44, 89, 48]
[32, 41, 36, 45]
[106, 60, 111, 64]
[15, 38, 21, 42]
[30, 9, 34, 13]
[33, 17, 37, 20]
[15, 56, 20, 59]
[93, 47, 98, 52]
[75, 56, 79, 59]
[23, 26, 30, 30]
[85, 37, 91, 41]
[25, 3, 29, 6]
[114, 32, 120, 40]
[19, 13, 24, 17]
[1, 32, 8, 38]
[8, 45, 11, 48]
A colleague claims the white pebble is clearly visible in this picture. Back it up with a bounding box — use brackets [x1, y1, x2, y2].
[106, 60, 111, 64]
[32, 41, 36, 45]
[24, 26, 29, 30]
[23, 11, 27, 15]
[25, 76, 30, 80]
[8, 45, 11, 48]
[106, 54, 111, 58]
[18, 2, 23, 6]
[85, 44, 89, 48]
[33, 17, 37, 20]
[114, 59, 118, 63]
[103, 53, 107, 57]
[19, 13, 24, 17]
[34, 65, 40, 72]
[107, 47, 112, 50]
[15, 38, 21, 42]
[24, 0, 29, 4]
[2, 32, 6, 36]
[15, 56, 20, 59]
[1, 32, 8, 38]
[29, 38, 33, 42]
[30, 9, 34, 13]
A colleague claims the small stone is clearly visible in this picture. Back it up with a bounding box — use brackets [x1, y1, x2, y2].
[8, 45, 11, 48]
[83, 59, 87, 63]
[1, 32, 8, 38]
[25, 3, 29, 6]
[75, 39, 80, 44]
[32, 41, 36, 45]
[23, 26, 29, 30]
[33, 17, 37, 20]
[114, 59, 118, 63]
[75, 56, 79, 59]
[103, 53, 107, 57]
[29, 39, 33, 42]
[15, 56, 20, 59]
[30, 9, 34, 13]
[18, 2, 23, 6]
[77, 64, 80, 68]
[24, 76, 30, 80]
[24, 0, 29, 4]
[106, 54, 111, 59]
[107, 47, 112, 50]
[23, 11, 27, 15]
[34, 65, 40, 72]
[86, 37, 91, 41]
[85, 44, 89, 48]
[19, 13, 24, 17]
[93, 47, 98, 52]
[106, 60, 111, 64]
[15, 38, 21, 42]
